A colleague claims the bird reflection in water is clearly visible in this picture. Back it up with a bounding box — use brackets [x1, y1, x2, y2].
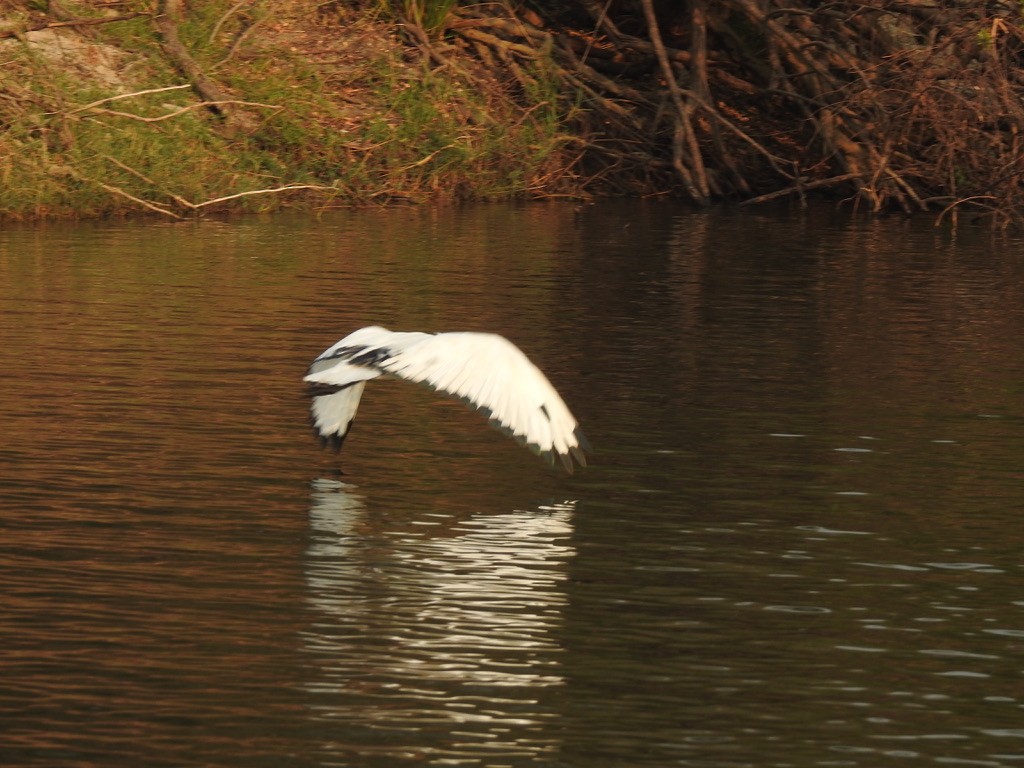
[301, 479, 576, 764]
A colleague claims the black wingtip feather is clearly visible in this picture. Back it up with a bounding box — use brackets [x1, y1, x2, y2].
[570, 445, 587, 468]
[312, 419, 354, 452]
[558, 451, 575, 474]
[574, 426, 592, 455]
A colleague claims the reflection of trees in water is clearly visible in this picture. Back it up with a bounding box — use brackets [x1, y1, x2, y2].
[302, 479, 576, 764]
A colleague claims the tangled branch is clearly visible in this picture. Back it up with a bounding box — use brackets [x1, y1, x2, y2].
[439, 1, 1024, 226]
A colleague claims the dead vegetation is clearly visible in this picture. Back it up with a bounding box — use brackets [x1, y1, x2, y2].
[415, 0, 1024, 227]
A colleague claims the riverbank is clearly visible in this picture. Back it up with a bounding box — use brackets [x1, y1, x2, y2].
[4, 1, 1024, 226]
[1, 1, 585, 221]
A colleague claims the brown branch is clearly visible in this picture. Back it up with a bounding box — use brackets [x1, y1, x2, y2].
[639, 0, 708, 204]
[683, 89, 794, 180]
[154, 0, 259, 134]
[740, 174, 860, 206]
[459, 28, 538, 59]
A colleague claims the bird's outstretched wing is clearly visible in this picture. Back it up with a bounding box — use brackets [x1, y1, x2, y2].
[304, 326, 588, 471]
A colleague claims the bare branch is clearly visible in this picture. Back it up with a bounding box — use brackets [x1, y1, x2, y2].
[208, 0, 253, 45]
[85, 100, 282, 123]
[64, 85, 193, 115]
[191, 184, 340, 209]
[102, 155, 196, 209]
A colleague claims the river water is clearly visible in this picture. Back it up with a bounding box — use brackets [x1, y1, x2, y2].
[1, 203, 1022, 767]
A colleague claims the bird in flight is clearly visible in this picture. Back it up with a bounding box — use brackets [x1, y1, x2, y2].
[304, 326, 589, 471]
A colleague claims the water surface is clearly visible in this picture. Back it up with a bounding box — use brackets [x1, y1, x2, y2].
[1, 203, 1023, 767]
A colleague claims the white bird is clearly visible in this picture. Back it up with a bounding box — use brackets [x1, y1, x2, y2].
[304, 326, 589, 472]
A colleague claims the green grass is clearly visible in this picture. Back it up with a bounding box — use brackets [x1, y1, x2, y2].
[0, 0, 581, 220]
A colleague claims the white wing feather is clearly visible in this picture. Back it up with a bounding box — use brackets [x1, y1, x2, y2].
[307, 380, 366, 448]
[304, 326, 588, 470]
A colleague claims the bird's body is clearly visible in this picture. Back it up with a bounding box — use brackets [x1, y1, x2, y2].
[304, 326, 588, 471]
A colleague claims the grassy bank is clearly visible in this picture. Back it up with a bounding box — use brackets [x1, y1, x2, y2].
[0, 1, 581, 220]
[8, 1, 1024, 226]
